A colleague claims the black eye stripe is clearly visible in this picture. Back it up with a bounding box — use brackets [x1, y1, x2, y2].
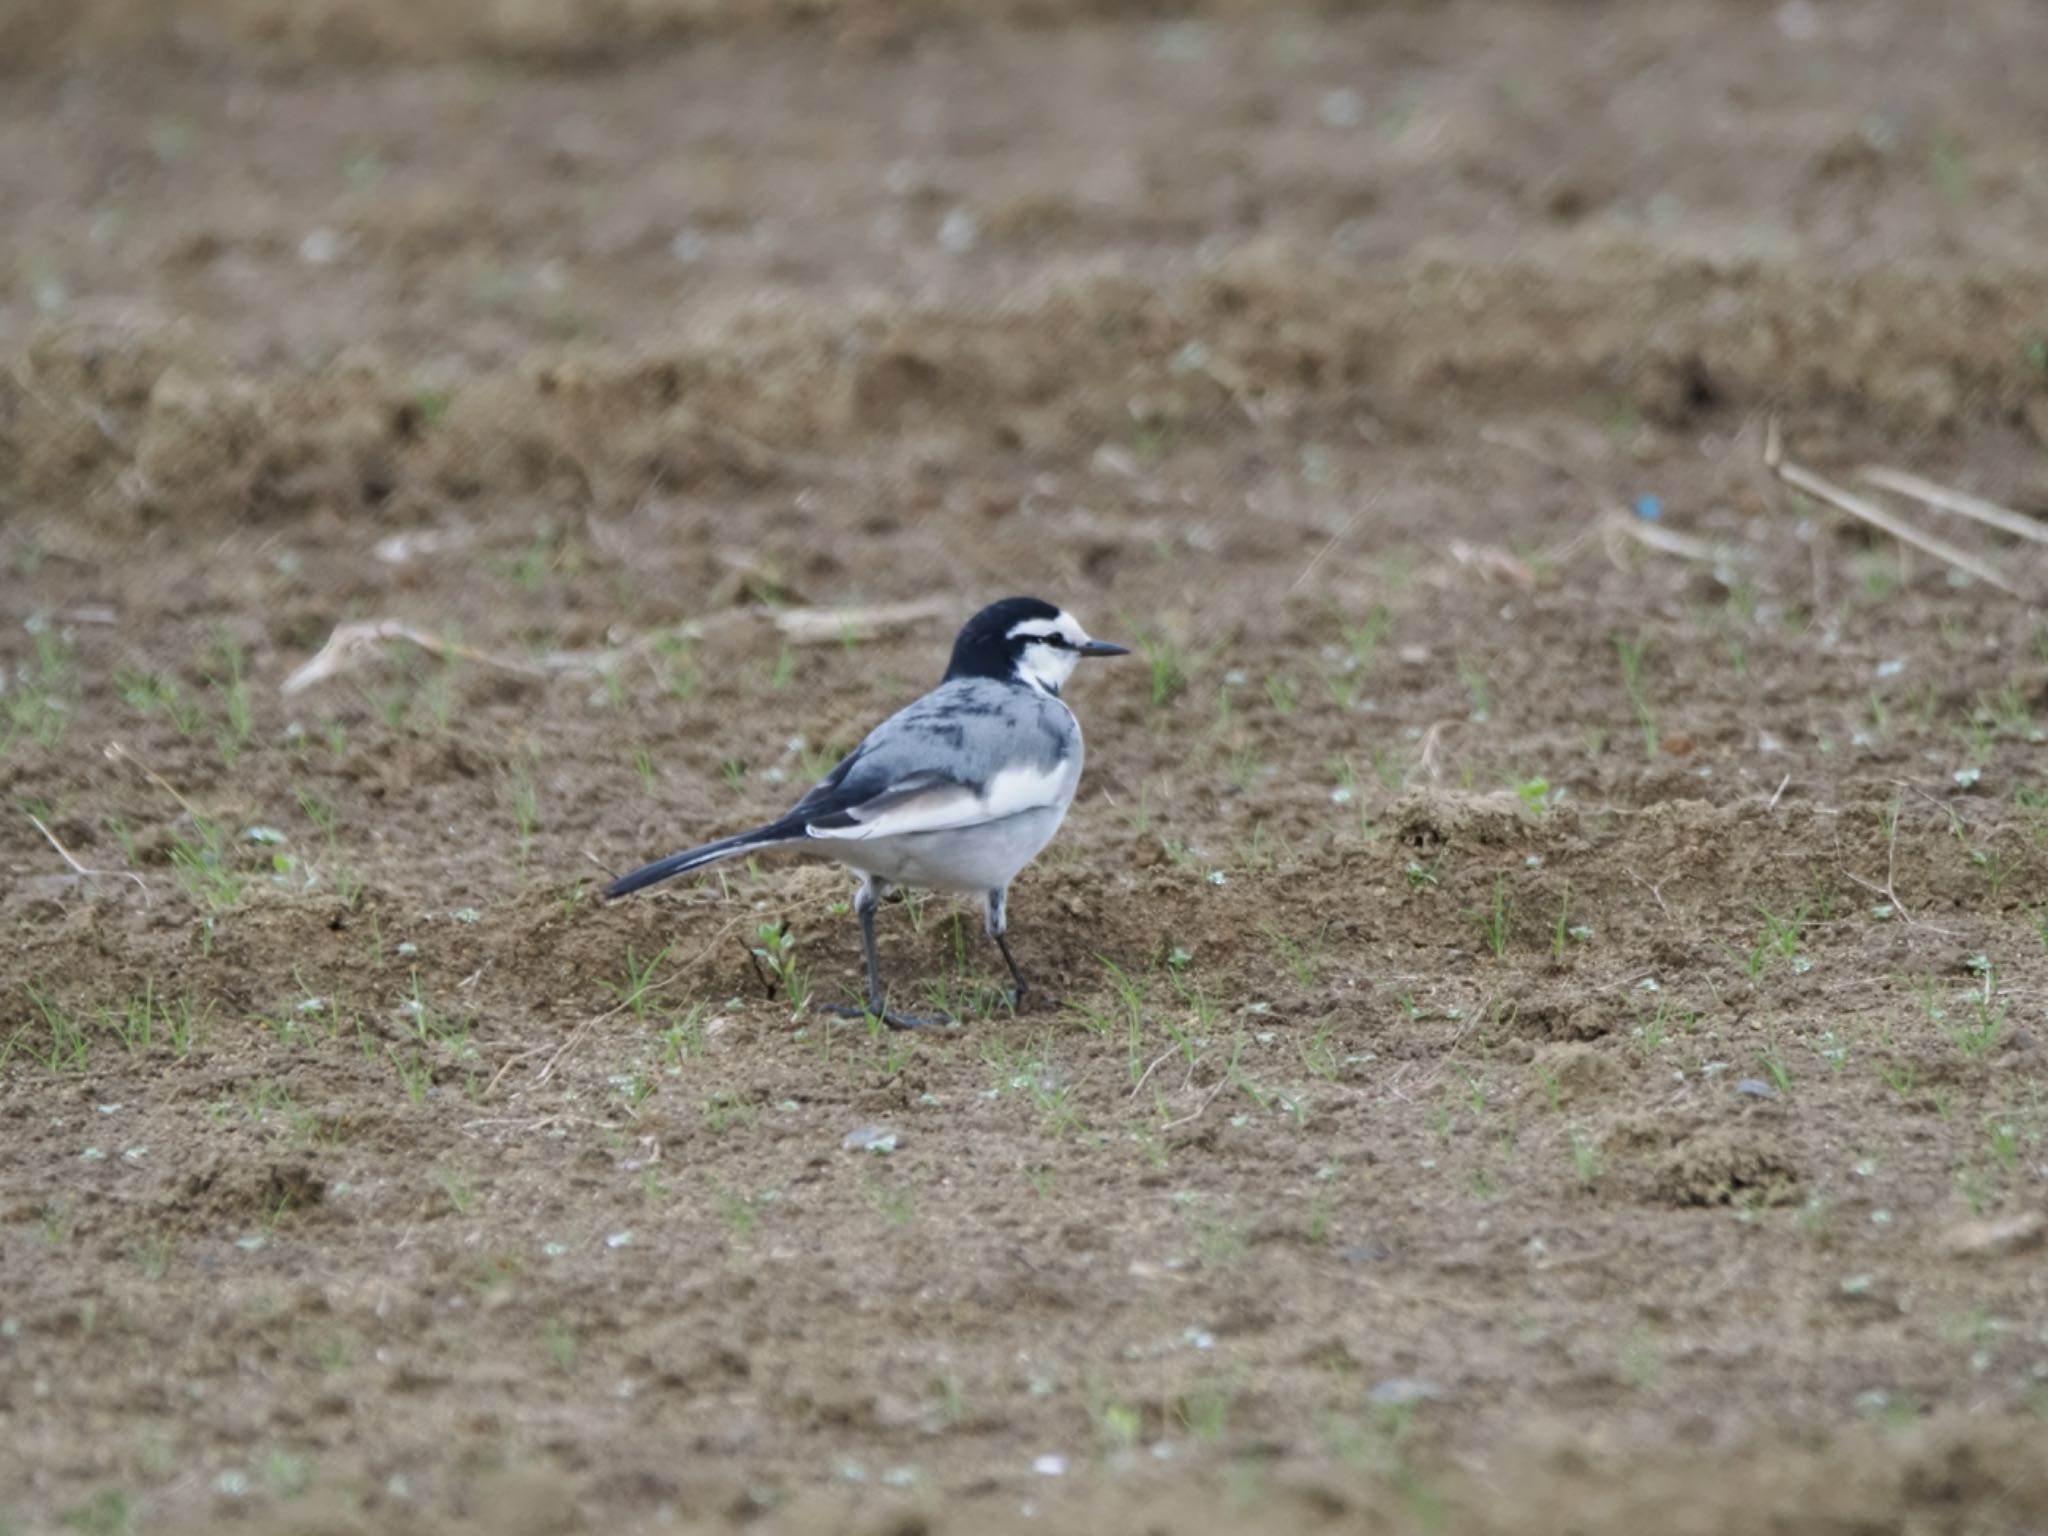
[1017, 630, 1074, 649]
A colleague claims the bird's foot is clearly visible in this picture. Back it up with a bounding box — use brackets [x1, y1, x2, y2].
[823, 1000, 952, 1032]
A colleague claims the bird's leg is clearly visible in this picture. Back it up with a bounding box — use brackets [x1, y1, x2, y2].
[855, 877, 888, 1013]
[984, 887, 1032, 1009]
[823, 876, 949, 1031]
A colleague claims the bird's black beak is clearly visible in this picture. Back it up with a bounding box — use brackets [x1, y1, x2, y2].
[1079, 639, 1131, 657]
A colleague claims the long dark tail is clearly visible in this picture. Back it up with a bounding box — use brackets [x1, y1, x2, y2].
[604, 820, 801, 899]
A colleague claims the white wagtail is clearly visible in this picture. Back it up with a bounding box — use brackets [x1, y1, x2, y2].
[605, 597, 1128, 1028]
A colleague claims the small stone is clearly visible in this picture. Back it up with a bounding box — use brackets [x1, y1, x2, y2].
[1369, 1377, 1445, 1407]
[1317, 88, 1365, 129]
[1774, 0, 1821, 41]
[1734, 1078, 1777, 1098]
[1938, 1212, 2045, 1260]
[841, 1126, 899, 1154]
[1339, 1238, 1393, 1264]
[937, 208, 978, 253]
[1032, 1453, 1067, 1477]
[298, 228, 344, 266]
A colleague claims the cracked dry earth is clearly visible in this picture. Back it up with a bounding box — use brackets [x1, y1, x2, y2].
[4, 0, 2048, 1532]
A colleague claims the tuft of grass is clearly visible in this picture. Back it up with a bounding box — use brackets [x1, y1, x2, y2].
[1949, 967, 2007, 1058]
[750, 921, 810, 1016]
[659, 1005, 707, 1066]
[796, 739, 849, 783]
[434, 1165, 477, 1215]
[388, 1047, 433, 1105]
[504, 753, 540, 874]
[132, 1232, 177, 1281]
[2, 617, 73, 752]
[1469, 876, 1513, 960]
[168, 814, 246, 913]
[543, 1317, 577, 1373]
[1457, 654, 1493, 723]
[1756, 903, 1806, 962]
[1341, 603, 1390, 673]
[651, 634, 698, 701]
[1731, 902, 1807, 984]
[207, 633, 255, 765]
[1124, 621, 1193, 708]
[1756, 1038, 1794, 1096]
[1612, 632, 1658, 757]
[18, 981, 90, 1071]
[98, 982, 211, 1058]
[1570, 1131, 1605, 1188]
[1550, 884, 1585, 962]
[1090, 1397, 1145, 1452]
[61, 1490, 132, 1536]
[119, 666, 202, 735]
[1266, 922, 1330, 987]
[602, 943, 674, 1021]
[862, 1173, 915, 1226]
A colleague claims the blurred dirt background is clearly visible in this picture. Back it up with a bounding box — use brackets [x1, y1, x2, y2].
[4, 1, 2048, 1532]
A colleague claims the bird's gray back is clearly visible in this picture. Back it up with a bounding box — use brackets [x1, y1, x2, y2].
[798, 676, 1078, 813]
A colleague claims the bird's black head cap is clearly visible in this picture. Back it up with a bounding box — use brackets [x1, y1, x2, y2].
[943, 596, 1064, 682]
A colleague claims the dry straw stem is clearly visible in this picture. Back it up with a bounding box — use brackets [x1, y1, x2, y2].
[1854, 465, 2048, 548]
[25, 811, 149, 902]
[282, 619, 550, 696]
[766, 596, 954, 645]
[280, 599, 955, 696]
[103, 740, 204, 821]
[1762, 420, 2021, 597]
[1476, 425, 1744, 574]
[1602, 515, 1734, 569]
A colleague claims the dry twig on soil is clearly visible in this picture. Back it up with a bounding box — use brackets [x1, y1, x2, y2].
[281, 619, 550, 696]
[1763, 421, 2021, 596]
[281, 600, 958, 696]
[104, 741, 205, 820]
[1856, 466, 2048, 548]
[24, 812, 149, 902]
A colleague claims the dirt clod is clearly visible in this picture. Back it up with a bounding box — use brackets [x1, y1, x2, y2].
[1654, 1132, 1802, 1208]
[1937, 1212, 2046, 1261]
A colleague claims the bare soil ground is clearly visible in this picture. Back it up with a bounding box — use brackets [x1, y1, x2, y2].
[5, 2, 2048, 1532]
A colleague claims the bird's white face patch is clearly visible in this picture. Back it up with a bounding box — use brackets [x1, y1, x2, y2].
[1007, 609, 1092, 696]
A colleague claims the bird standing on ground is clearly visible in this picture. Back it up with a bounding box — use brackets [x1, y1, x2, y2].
[605, 597, 1129, 1028]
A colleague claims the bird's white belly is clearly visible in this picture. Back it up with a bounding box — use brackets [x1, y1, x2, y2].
[836, 805, 1070, 894]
